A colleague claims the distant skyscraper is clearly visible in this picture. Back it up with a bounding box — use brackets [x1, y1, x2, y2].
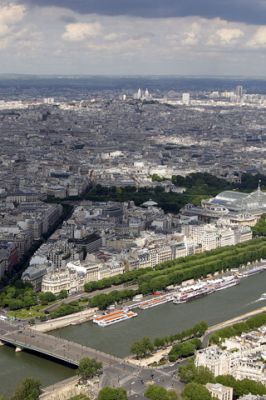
[182, 93, 190, 106]
[43, 97, 55, 104]
[235, 85, 243, 98]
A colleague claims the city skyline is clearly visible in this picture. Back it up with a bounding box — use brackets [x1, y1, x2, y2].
[0, 0, 266, 76]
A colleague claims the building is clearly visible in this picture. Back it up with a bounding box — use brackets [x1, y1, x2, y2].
[182, 93, 190, 106]
[181, 186, 266, 226]
[235, 85, 244, 99]
[206, 383, 233, 400]
[182, 223, 252, 251]
[196, 344, 266, 384]
[41, 268, 84, 294]
[22, 266, 47, 291]
[196, 346, 231, 376]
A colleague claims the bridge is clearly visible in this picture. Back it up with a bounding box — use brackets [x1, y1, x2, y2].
[0, 319, 183, 395]
[0, 319, 132, 369]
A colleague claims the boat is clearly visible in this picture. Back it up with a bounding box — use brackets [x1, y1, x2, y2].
[213, 276, 240, 291]
[173, 286, 212, 304]
[138, 295, 173, 310]
[258, 293, 266, 301]
[238, 266, 265, 278]
[93, 309, 138, 327]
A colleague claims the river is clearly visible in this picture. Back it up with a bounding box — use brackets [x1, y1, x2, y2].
[0, 272, 266, 396]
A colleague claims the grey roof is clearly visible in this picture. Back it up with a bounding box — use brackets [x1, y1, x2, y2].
[215, 191, 248, 202]
[22, 266, 47, 280]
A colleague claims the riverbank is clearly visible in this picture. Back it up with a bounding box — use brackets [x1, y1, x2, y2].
[33, 308, 97, 332]
[126, 305, 266, 367]
[1, 271, 265, 396]
[206, 305, 266, 334]
[40, 375, 97, 400]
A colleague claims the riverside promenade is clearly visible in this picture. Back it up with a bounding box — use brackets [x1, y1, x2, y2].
[206, 305, 266, 334]
[201, 305, 266, 347]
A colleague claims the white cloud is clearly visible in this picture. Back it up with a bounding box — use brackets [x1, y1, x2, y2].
[104, 33, 120, 41]
[215, 28, 244, 44]
[0, 4, 266, 76]
[0, 1, 25, 25]
[0, 24, 9, 37]
[0, 1, 26, 47]
[248, 26, 266, 48]
[87, 35, 151, 54]
[182, 23, 201, 45]
[62, 22, 102, 42]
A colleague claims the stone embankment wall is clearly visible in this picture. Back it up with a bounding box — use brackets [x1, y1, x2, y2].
[40, 377, 97, 400]
[33, 308, 97, 332]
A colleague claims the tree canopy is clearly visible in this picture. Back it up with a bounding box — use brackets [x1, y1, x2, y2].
[130, 337, 154, 359]
[182, 383, 212, 400]
[179, 361, 215, 384]
[78, 358, 102, 382]
[11, 378, 41, 400]
[145, 384, 179, 400]
[97, 387, 128, 400]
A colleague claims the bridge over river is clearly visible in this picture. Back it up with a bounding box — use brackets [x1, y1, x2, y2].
[0, 319, 183, 395]
[0, 319, 131, 368]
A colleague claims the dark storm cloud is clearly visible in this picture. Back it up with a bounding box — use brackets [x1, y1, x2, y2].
[21, 0, 266, 25]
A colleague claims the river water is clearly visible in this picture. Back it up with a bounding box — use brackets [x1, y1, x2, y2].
[0, 272, 266, 396]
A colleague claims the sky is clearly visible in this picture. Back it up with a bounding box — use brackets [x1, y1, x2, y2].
[0, 0, 266, 76]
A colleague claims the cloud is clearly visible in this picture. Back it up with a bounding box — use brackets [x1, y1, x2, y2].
[215, 28, 244, 44]
[182, 22, 201, 45]
[62, 22, 102, 42]
[19, 0, 266, 26]
[0, 1, 26, 47]
[0, 1, 26, 24]
[0, 2, 266, 76]
[87, 35, 151, 54]
[248, 26, 266, 48]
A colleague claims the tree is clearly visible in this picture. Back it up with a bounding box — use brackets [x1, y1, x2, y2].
[168, 339, 201, 362]
[97, 387, 128, 400]
[131, 337, 154, 359]
[11, 378, 41, 400]
[179, 361, 215, 384]
[145, 384, 179, 400]
[57, 290, 68, 300]
[78, 358, 102, 382]
[182, 383, 212, 400]
[39, 292, 56, 305]
[216, 375, 266, 397]
[154, 337, 166, 348]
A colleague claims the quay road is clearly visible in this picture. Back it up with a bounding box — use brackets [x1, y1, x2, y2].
[43, 283, 139, 313]
[202, 305, 266, 347]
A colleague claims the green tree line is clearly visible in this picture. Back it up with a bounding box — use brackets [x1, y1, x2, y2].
[131, 321, 208, 359]
[210, 312, 266, 344]
[252, 213, 266, 237]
